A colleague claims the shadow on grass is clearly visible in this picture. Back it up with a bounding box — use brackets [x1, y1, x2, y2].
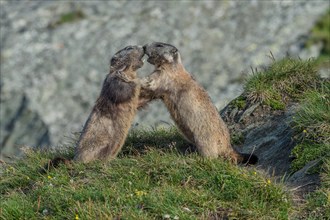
[119, 127, 197, 157]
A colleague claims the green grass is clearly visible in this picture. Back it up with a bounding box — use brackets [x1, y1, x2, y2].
[1, 129, 291, 220]
[48, 10, 85, 29]
[231, 96, 247, 110]
[231, 132, 245, 146]
[291, 81, 330, 172]
[306, 9, 330, 68]
[244, 58, 319, 110]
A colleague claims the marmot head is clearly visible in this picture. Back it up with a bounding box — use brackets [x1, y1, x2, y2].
[143, 42, 181, 67]
[110, 45, 145, 72]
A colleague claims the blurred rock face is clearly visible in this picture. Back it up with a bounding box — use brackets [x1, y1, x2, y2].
[0, 1, 328, 158]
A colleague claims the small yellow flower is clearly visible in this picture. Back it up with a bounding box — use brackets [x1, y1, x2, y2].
[6, 166, 15, 173]
[75, 214, 79, 220]
[135, 190, 147, 197]
[267, 179, 271, 184]
[26, 176, 30, 180]
[253, 171, 257, 175]
[303, 130, 307, 133]
[47, 175, 52, 179]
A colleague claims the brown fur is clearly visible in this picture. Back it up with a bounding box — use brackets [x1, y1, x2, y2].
[141, 42, 258, 164]
[73, 45, 144, 163]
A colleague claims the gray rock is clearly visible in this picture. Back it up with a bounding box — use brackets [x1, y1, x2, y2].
[0, 0, 328, 158]
[221, 101, 296, 175]
[288, 159, 321, 185]
[221, 100, 320, 194]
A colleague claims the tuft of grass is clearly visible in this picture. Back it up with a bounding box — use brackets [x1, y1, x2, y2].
[231, 96, 247, 110]
[1, 128, 292, 220]
[48, 10, 85, 29]
[293, 82, 330, 143]
[244, 58, 319, 110]
[231, 132, 245, 146]
[291, 81, 330, 172]
[306, 9, 330, 67]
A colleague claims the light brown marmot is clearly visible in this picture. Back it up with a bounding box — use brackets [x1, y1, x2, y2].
[141, 42, 258, 164]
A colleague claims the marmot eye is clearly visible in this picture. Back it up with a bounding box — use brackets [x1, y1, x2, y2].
[155, 44, 164, 48]
[126, 46, 134, 50]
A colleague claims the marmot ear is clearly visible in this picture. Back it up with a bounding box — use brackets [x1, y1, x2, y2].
[173, 51, 181, 64]
[163, 52, 174, 63]
[110, 55, 118, 65]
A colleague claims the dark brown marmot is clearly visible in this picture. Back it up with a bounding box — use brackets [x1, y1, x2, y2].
[74, 45, 144, 162]
[42, 45, 144, 172]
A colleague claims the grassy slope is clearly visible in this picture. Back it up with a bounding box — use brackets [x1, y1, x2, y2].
[1, 129, 290, 220]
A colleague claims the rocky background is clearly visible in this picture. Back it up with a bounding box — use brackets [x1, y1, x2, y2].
[0, 1, 328, 159]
